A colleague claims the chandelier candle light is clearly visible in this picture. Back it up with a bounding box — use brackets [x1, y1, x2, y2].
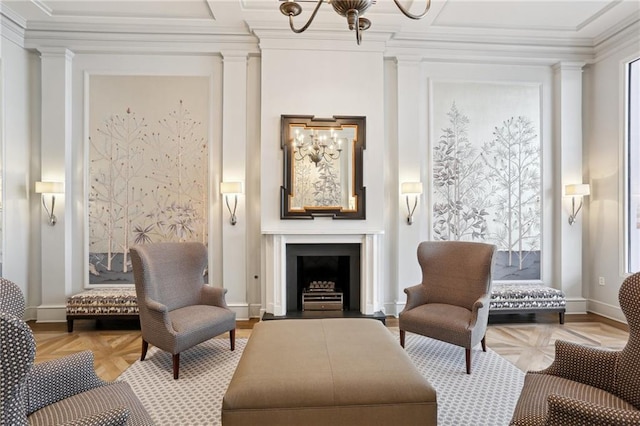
[293, 128, 343, 166]
[280, 0, 432, 45]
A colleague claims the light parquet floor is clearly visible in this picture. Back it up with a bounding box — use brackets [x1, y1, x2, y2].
[29, 313, 628, 382]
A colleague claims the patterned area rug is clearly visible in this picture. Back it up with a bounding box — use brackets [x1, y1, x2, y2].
[119, 332, 524, 425]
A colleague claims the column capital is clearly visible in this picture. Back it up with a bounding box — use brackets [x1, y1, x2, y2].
[552, 61, 586, 73]
[37, 47, 75, 61]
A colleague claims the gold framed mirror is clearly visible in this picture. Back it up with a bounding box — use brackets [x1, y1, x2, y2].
[280, 115, 366, 220]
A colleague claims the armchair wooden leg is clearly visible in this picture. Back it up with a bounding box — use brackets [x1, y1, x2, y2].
[466, 348, 471, 374]
[173, 354, 180, 380]
[230, 329, 236, 351]
[141, 339, 149, 361]
[400, 330, 406, 348]
[481, 336, 487, 352]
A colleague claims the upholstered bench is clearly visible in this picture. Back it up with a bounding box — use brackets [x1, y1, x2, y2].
[66, 288, 139, 332]
[222, 318, 437, 426]
[490, 283, 566, 324]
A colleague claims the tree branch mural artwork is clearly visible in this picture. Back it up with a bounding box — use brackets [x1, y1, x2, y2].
[433, 102, 490, 241]
[482, 116, 540, 270]
[89, 86, 209, 284]
[432, 82, 542, 281]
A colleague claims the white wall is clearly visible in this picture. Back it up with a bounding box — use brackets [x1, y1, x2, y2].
[0, 35, 37, 317]
[584, 42, 640, 322]
[260, 46, 386, 234]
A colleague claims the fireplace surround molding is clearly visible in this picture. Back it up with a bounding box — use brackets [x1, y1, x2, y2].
[261, 230, 384, 317]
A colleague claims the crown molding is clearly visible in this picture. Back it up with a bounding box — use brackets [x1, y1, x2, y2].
[0, 6, 26, 48]
[593, 17, 640, 63]
[23, 29, 260, 55]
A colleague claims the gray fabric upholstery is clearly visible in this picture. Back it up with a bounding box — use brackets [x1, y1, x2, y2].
[399, 240, 497, 374]
[510, 272, 640, 425]
[130, 242, 236, 379]
[0, 278, 154, 426]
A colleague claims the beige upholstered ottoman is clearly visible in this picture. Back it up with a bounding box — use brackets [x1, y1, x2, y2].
[222, 318, 437, 425]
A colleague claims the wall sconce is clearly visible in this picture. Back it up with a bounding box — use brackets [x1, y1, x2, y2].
[35, 181, 64, 226]
[565, 183, 590, 225]
[220, 182, 243, 226]
[401, 182, 423, 225]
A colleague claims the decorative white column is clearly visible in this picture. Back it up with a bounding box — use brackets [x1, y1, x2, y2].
[221, 51, 249, 319]
[553, 61, 587, 313]
[393, 57, 427, 315]
[37, 47, 74, 322]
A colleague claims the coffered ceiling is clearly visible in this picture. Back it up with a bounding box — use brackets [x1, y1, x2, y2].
[2, 0, 639, 52]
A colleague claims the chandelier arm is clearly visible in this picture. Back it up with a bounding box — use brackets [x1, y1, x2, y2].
[392, 0, 432, 20]
[287, 0, 325, 34]
[355, 18, 362, 45]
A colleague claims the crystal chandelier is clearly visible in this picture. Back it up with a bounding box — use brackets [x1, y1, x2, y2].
[279, 0, 432, 45]
[293, 128, 343, 166]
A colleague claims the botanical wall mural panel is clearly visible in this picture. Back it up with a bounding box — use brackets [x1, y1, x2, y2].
[432, 81, 541, 280]
[88, 75, 209, 284]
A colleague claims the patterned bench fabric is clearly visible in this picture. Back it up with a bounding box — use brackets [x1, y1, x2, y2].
[490, 284, 566, 311]
[66, 288, 139, 316]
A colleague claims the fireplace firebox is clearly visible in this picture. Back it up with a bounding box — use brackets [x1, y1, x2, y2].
[286, 243, 361, 313]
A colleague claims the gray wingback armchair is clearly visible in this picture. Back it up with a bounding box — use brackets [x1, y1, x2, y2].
[0, 278, 153, 426]
[399, 241, 497, 374]
[130, 242, 237, 380]
[510, 272, 640, 425]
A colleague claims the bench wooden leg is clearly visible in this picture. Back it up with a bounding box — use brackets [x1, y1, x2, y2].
[230, 329, 236, 351]
[400, 330, 406, 348]
[141, 339, 149, 361]
[67, 319, 73, 333]
[173, 354, 180, 380]
[559, 312, 565, 324]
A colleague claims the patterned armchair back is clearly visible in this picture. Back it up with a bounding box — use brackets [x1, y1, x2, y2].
[1, 279, 34, 426]
[1, 278, 32, 425]
[615, 272, 640, 409]
[130, 242, 208, 312]
[0, 278, 26, 318]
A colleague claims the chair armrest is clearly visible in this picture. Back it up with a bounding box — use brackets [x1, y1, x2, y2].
[533, 340, 618, 393]
[401, 284, 428, 312]
[145, 298, 168, 313]
[546, 394, 640, 426]
[61, 407, 131, 426]
[23, 351, 107, 415]
[469, 294, 491, 327]
[201, 285, 230, 309]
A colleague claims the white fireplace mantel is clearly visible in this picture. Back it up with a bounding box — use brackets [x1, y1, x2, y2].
[261, 231, 384, 317]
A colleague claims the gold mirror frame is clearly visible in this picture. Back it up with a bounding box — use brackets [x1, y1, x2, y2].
[280, 115, 366, 220]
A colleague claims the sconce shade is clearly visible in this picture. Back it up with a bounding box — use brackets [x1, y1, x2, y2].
[565, 184, 590, 197]
[401, 182, 423, 195]
[220, 182, 243, 194]
[35, 181, 64, 194]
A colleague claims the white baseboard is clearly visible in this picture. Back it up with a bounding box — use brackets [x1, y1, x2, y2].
[228, 303, 250, 321]
[248, 304, 262, 318]
[565, 297, 588, 314]
[384, 302, 402, 317]
[36, 304, 66, 323]
[586, 299, 626, 323]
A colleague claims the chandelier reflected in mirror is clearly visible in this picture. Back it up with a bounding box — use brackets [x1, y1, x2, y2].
[293, 128, 344, 166]
[279, 0, 432, 45]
